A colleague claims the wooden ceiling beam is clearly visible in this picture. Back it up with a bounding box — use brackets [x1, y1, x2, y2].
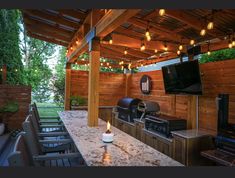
[102, 43, 150, 59]
[164, 10, 221, 37]
[128, 17, 190, 43]
[58, 9, 87, 19]
[27, 26, 71, 43]
[23, 10, 81, 29]
[102, 33, 181, 52]
[27, 32, 68, 46]
[67, 9, 141, 62]
[24, 15, 74, 37]
[101, 47, 139, 60]
[95, 9, 141, 38]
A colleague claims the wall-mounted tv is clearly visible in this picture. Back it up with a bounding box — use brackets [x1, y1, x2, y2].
[162, 60, 203, 95]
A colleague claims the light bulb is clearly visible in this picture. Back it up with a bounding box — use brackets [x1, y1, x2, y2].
[228, 42, 233, 49]
[179, 45, 183, 51]
[75, 62, 78, 65]
[76, 40, 79, 45]
[207, 21, 214, 30]
[70, 47, 73, 50]
[140, 43, 145, 51]
[232, 39, 235, 46]
[154, 49, 158, 53]
[190, 39, 195, 45]
[146, 35, 151, 41]
[81, 58, 85, 61]
[159, 9, 165, 16]
[124, 50, 127, 55]
[141, 64, 143, 67]
[101, 63, 103, 66]
[145, 29, 150, 37]
[15, 69, 18, 72]
[164, 46, 168, 51]
[200, 29, 206, 36]
[107, 62, 109, 66]
[207, 51, 211, 55]
[109, 39, 113, 44]
[177, 50, 181, 55]
[121, 66, 124, 70]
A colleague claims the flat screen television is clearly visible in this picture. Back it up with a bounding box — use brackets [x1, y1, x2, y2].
[162, 60, 203, 95]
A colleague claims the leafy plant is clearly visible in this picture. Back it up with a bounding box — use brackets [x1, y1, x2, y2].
[70, 96, 86, 106]
[0, 101, 19, 123]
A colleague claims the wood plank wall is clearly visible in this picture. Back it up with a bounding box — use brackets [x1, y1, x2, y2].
[0, 85, 31, 130]
[70, 70, 126, 106]
[129, 59, 235, 135]
[69, 59, 235, 135]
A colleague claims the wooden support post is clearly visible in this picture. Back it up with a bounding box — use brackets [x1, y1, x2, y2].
[64, 63, 71, 110]
[88, 38, 100, 127]
[2, 65, 7, 84]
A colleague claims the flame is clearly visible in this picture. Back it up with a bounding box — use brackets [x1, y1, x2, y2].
[107, 121, 111, 131]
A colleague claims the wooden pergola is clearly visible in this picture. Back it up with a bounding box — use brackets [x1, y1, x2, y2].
[22, 9, 235, 127]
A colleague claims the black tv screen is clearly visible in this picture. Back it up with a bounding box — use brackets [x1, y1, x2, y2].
[162, 60, 203, 95]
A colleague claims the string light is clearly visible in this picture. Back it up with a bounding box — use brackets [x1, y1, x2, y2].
[101, 63, 103, 66]
[178, 44, 183, 51]
[207, 41, 211, 55]
[200, 29, 206, 36]
[164, 43, 168, 51]
[81, 58, 85, 61]
[232, 36, 235, 46]
[15, 69, 18, 72]
[109, 66, 112, 69]
[75, 61, 78, 65]
[159, 9, 165, 16]
[76, 40, 79, 45]
[177, 50, 181, 55]
[124, 49, 127, 55]
[121, 66, 124, 70]
[70, 47, 73, 50]
[228, 40, 233, 48]
[207, 21, 214, 30]
[141, 64, 143, 67]
[145, 28, 150, 37]
[190, 39, 195, 45]
[146, 35, 151, 41]
[109, 35, 113, 44]
[140, 42, 145, 51]
[107, 62, 109, 66]
[128, 63, 131, 70]
[0, 68, 2, 72]
[154, 49, 158, 53]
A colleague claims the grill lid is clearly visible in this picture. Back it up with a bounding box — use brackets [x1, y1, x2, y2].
[117, 97, 142, 109]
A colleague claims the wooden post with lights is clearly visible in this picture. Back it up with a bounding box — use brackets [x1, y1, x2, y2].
[88, 37, 100, 127]
[64, 63, 71, 110]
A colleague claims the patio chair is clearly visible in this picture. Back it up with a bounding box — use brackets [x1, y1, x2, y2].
[30, 107, 65, 133]
[23, 115, 73, 154]
[30, 103, 62, 125]
[8, 133, 84, 167]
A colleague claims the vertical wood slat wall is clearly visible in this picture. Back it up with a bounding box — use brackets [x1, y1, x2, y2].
[69, 59, 235, 135]
[0, 85, 31, 130]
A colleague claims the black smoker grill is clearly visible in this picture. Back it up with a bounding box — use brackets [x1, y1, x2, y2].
[137, 101, 160, 121]
[117, 97, 142, 122]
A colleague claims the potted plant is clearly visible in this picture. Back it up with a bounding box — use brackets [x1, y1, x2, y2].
[70, 96, 86, 110]
[0, 101, 19, 135]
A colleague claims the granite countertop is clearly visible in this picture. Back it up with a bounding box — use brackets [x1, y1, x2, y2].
[171, 129, 212, 139]
[58, 110, 183, 166]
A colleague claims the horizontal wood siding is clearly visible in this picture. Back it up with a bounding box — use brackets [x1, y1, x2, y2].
[70, 70, 126, 106]
[0, 85, 31, 130]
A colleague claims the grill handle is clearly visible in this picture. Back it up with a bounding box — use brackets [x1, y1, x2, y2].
[117, 106, 129, 111]
[146, 118, 164, 124]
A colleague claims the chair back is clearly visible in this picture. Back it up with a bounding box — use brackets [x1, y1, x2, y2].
[22, 115, 43, 156]
[32, 102, 40, 122]
[29, 108, 41, 133]
[8, 133, 34, 166]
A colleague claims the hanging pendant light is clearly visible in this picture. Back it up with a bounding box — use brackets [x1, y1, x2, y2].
[164, 42, 168, 51]
[159, 9, 165, 16]
[190, 39, 195, 45]
[200, 29, 206, 36]
[140, 41, 145, 51]
[179, 44, 183, 51]
[124, 49, 128, 55]
[207, 21, 214, 30]
[177, 50, 181, 55]
[145, 28, 150, 37]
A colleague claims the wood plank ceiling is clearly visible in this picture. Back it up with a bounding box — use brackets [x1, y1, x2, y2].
[22, 9, 235, 68]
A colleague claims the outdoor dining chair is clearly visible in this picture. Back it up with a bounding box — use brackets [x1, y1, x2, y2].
[23, 115, 73, 154]
[8, 132, 84, 167]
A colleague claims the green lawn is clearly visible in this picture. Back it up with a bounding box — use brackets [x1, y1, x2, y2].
[36, 103, 64, 118]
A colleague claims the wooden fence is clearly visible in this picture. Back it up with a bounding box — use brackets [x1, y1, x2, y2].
[69, 59, 235, 135]
[0, 85, 31, 130]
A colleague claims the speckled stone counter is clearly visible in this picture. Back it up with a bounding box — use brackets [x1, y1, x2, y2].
[58, 110, 183, 166]
[171, 129, 211, 139]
